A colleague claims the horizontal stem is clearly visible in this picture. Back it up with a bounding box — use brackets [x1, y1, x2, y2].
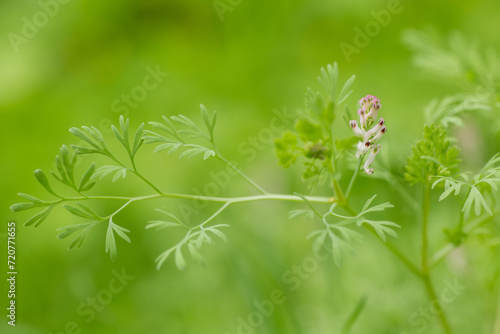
[51, 192, 334, 206]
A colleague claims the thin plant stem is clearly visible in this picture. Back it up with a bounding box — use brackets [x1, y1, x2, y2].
[345, 158, 363, 198]
[369, 229, 421, 277]
[420, 185, 453, 334]
[107, 200, 133, 219]
[50, 192, 334, 208]
[422, 274, 453, 334]
[341, 295, 368, 334]
[422, 185, 430, 272]
[131, 170, 163, 194]
[200, 202, 232, 227]
[216, 155, 267, 194]
[109, 151, 163, 194]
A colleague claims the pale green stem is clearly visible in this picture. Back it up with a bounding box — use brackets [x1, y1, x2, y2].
[51, 192, 334, 207]
[216, 155, 267, 195]
[108, 151, 163, 194]
[345, 157, 363, 199]
[421, 185, 453, 334]
[422, 274, 452, 334]
[200, 202, 232, 228]
[341, 295, 368, 334]
[107, 200, 133, 219]
[131, 170, 163, 194]
[422, 185, 430, 272]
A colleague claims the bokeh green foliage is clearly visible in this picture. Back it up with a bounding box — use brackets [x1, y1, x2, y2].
[1, 0, 500, 333]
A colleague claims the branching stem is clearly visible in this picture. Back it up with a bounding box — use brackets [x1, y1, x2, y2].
[216, 154, 268, 194]
[200, 202, 232, 228]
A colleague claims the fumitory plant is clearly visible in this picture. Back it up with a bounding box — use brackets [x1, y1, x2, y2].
[11, 49, 500, 333]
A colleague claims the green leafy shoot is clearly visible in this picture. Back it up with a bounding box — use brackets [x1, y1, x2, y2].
[307, 195, 397, 266]
[144, 105, 217, 160]
[405, 124, 461, 185]
[106, 218, 132, 261]
[356, 220, 400, 242]
[424, 95, 490, 128]
[11, 169, 64, 227]
[288, 209, 315, 221]
[200, 104, 217, 142]
[275, 63, 355, 189]
[55, 202, 105, 249]
[317, 62, 356, 107]
[358, 195, 395, 216]
[111, 115, 145, 159]
[274, 132, 301, 168]
[92, 165, 128, 182]
[79, 163, 96, 192]
[432, 153, 500, 219]
[146, 209, 190, 230]
[307, 226, 358, 266]
[23, 206, 53, 227]
[50, 145, 77, 188]
[402, 29, 499, 91]
[328, 195, 398, 242]
[57, 221, 98, 249]
[70, 125, 112, 157]
[155, 224, 229, 270]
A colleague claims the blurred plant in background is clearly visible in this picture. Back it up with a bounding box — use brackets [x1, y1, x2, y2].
[3, 1, 500, 333]
[10, 51, 500, 333]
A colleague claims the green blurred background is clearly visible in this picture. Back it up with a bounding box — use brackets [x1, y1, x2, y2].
[1, 0, 500, 333]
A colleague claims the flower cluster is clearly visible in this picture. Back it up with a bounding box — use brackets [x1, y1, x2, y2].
[349, 95, 387, 174]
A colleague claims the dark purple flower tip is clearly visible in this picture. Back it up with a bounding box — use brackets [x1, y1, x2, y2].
[349, 120, 357, 128]
[381, 127, 387, 133]
[364, 141, 371, 147]
[378, 118, 385, 125]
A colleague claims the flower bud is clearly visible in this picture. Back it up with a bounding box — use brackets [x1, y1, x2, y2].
[365, 118, 384, 138]
[357, 109, 367, 129]
[372, 126, 387, 143]
[349, 120, 365, 137]
[364, 144, 381, 174]
[356, 140, 371, 158]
